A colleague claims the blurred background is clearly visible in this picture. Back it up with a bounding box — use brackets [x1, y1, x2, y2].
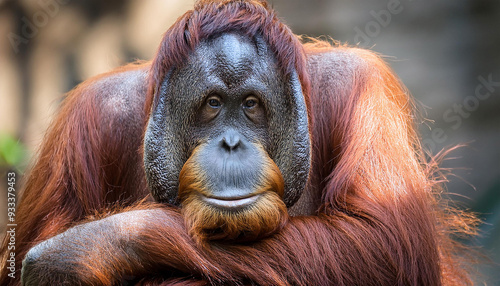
[0, 0, 498, 282]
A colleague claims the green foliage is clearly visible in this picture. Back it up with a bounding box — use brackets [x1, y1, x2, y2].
[0, 133, 27, 170]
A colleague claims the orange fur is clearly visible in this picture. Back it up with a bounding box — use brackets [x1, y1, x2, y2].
[178, 145, 287, 243]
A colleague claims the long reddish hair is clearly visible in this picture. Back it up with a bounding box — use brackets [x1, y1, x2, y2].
[304, 40, 479, 284]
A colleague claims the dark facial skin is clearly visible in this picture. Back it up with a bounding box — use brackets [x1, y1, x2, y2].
[144, 32, 311, 213]
[186, 34, 271, 207]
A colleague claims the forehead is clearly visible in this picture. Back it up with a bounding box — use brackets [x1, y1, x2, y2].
[191, 33, 278, 88]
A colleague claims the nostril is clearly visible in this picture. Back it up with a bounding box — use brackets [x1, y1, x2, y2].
[222, 134, 241, 151]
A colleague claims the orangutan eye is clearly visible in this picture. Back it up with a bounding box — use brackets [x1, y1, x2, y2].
[243, 96, 259, 109]
[207, 96, 222, 108]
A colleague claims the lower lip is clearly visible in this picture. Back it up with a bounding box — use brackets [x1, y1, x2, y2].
[201, 195, 260, 209]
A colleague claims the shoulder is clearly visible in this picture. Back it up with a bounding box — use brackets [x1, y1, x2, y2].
[305, 43, 385, 79]
[303, 43, 398, 103]
[74, 62, 150, 113]
[60, 62, 151, 127]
